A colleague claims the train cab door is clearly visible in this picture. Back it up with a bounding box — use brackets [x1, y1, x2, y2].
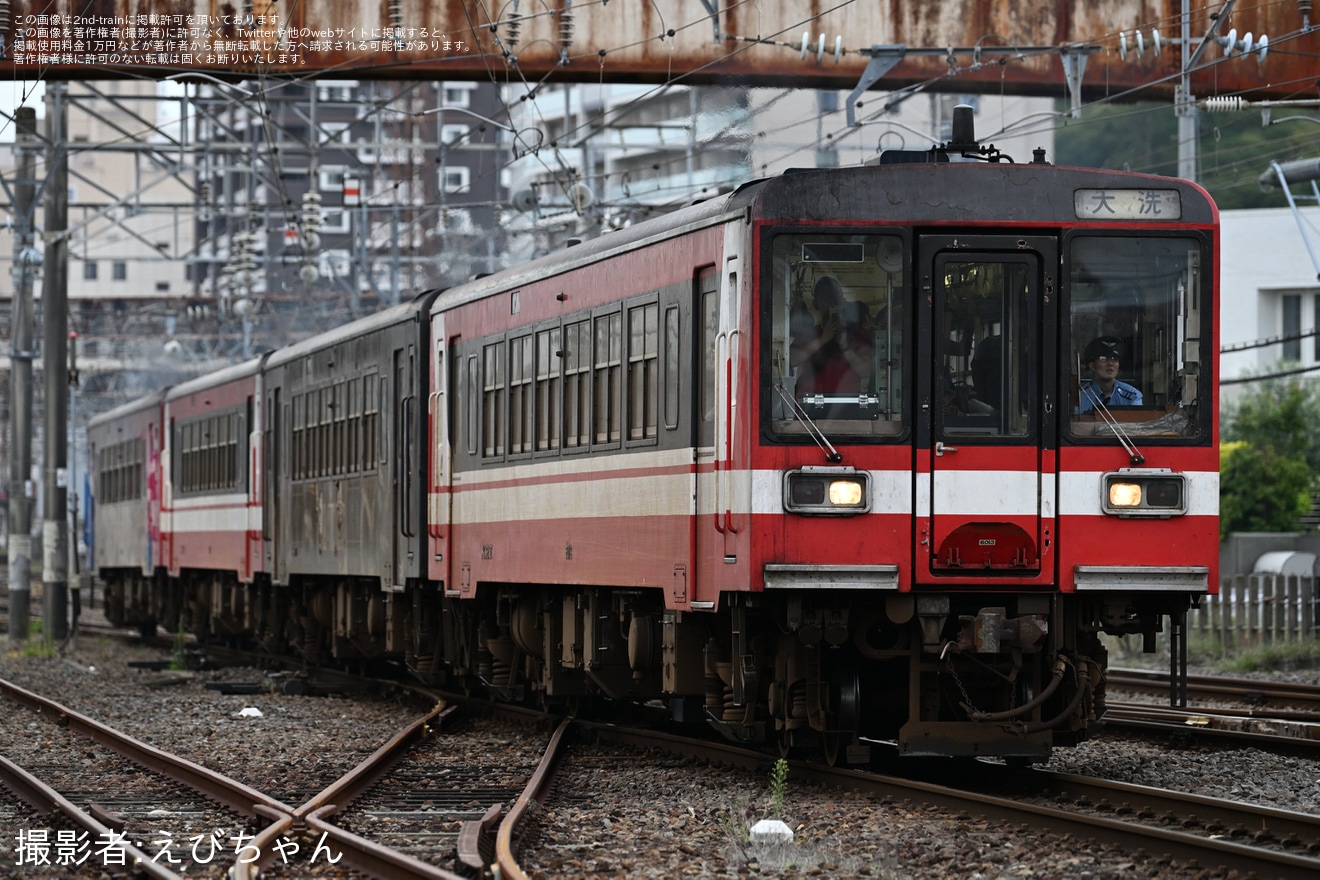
[917, 235, 1057, 584]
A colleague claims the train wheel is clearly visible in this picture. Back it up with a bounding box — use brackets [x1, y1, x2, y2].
[824, 657, 861, 767]
[823, 732, 848, 767]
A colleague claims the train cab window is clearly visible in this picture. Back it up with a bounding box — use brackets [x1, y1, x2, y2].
[939, 259, 1033, 438]
[1066, 235, 1206, 440]
[766, 233, 907, 439]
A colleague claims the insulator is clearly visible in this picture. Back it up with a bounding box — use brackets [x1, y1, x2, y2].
[833, 36, 843, 64]
[1119, 31, 1128, 61]
[559, 11, 573, 49]
[0, 0, 12, 43]
[199, 182, 212, 204]
[1202, 96, 1248, 112]
[1135, 30, 1145, 58]
[1256, 34, 1269, 63]
[799, 31, 809, 60]
[505, 13, 521, 50]
[1222, 28, 1237, 55]
[815, 33, 825, 64]
[388, 0, 402, 30]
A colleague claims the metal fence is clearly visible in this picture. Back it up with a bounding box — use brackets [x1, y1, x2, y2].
[1192, 574, 1318, 648]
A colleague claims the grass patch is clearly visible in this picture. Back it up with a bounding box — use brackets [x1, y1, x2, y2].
[1104, 631, 1320, 674]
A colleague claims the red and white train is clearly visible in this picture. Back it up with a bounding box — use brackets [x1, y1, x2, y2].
[90, 117, 1218, 761]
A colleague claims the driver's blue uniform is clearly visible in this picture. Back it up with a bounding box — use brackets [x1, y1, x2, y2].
[1077, 380, 1142, 413]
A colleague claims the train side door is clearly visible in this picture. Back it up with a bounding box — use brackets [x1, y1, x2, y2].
[917, 235, 1057, 583]
[263, 386, 281, 583]
[392, 345, 417, 590]
[427, 321, 452, 589]
[693, 267, 721, 597]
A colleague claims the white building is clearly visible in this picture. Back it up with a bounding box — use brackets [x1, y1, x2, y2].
[1219, 204, 1320, 395]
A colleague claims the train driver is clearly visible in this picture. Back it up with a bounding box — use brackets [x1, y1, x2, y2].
[1077, 335, 1143, 413]
[791, 276, 874, 396]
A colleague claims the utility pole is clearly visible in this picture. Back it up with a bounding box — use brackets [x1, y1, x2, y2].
[41, 82, 70, 644]
[1175, 1, 1199, 181]
[6, 105, 39, 643]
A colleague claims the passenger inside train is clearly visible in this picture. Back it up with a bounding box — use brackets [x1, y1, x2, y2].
[790, 276, 874, 396]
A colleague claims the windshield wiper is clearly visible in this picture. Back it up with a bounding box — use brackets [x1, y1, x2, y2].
[775, 383, 842, 463]
[1080, 383, 1145, 465]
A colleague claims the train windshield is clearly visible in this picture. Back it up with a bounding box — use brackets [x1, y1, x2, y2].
[765, 232, 907, 439]
[1066, 235, 1207, 440]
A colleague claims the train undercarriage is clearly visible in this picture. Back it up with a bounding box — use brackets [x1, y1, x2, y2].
[99, 570, 1194, 761]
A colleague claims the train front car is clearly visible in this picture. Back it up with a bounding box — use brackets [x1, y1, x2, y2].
[748, 156, 1218, 761]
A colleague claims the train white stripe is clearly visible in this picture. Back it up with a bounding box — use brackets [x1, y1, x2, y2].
[932, 470, 1047, 517]
[454, 446, 699, 487]
[456, 473, 694, 522]
[168, 506, 253, 533]
[436, 468, 1216, 523]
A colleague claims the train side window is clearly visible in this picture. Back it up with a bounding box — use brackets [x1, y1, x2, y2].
[483, 341, 506, 458]
[535, 327, 562, 451]
[627, 302, 659, 441]
[363, 375, 379, 470]
[700, 284, 717, 432]
[347, 380, 360, 473]
[180, 423, 190, 491]
[664, 306, 680, 430]
[593, 311, 622, 445]
[510, 334, 533, 454]
[564, 320, 591, 449]
[332, 388, 340, 476]
[291, 394, 304, 480]
[465, 355, 478, 456]
[379, 377, 389, 467]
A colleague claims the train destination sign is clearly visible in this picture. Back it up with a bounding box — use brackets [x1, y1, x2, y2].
[1073, 189, 1182, 221]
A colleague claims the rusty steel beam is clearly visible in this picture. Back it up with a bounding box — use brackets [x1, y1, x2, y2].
[0, 1, 1315, 100]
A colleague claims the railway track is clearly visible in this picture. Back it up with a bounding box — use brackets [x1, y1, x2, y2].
[1104, 666, 1320, 754]
[1108, 667, 1320, 711]
[0, 654, 578, 880]
[522, 722, 1320, 880]
[4, 626, 1318, 878]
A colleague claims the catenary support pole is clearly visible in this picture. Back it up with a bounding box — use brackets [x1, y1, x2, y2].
[6, 105, 39, 644]
[41, 82, 70, 643]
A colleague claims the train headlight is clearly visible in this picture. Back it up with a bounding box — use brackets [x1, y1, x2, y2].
[784, 467, 870, 516]
[1102, 469, 1187, 517]
[829, 480, 864, 506]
